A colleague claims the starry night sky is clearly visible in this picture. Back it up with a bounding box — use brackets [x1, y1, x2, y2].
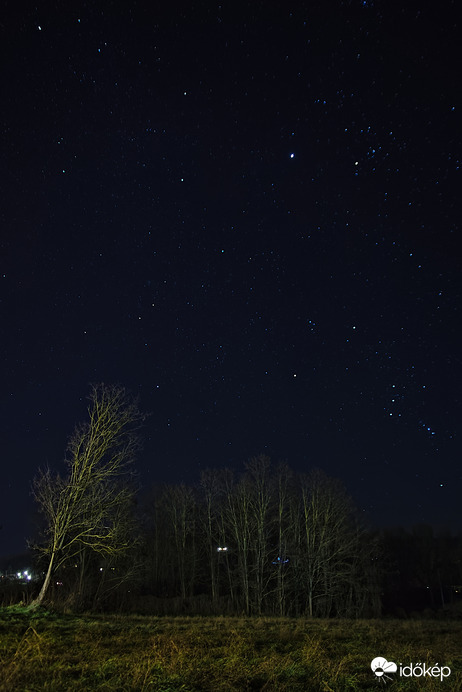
[1, 1, 460, 558]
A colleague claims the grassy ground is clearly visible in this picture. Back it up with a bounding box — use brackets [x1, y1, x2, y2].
[0, 608, 461, 691]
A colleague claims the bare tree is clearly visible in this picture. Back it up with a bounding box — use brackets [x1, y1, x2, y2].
[223, 468, 255, 614]
[246, 455, 274, 614]
[199, 468, 223, 607]
[31, 384, 143, 606]
[298, 468, 360, 617]
[272, 463, 295, 615]
[161, 483, 198, 601]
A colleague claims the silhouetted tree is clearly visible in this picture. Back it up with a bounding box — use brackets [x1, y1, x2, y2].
[245, 455, 274, 614]
[272, 463, 295, 615]
[200, 468, 226, 607]
[297, 469, 364, 617]
[162, 483, 198, 601]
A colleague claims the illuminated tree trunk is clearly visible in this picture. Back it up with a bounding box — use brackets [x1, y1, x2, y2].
[35, 549, 55, 606]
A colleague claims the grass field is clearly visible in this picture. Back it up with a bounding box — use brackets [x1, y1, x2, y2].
[0, 608, 461, 691]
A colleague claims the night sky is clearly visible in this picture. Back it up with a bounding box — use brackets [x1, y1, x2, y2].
[1, 1, 460, 558]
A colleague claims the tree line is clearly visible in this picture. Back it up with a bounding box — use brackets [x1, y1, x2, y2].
[135, 459, 381, 617]
[25, 384, 461, 617]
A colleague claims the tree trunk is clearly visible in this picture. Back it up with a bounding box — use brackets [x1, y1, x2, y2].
[33, 550, 55, 606]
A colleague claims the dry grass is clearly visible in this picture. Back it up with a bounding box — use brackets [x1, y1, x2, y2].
[0, 608, 461, 690]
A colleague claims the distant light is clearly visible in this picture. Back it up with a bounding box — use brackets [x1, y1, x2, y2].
[290, 153, 295, 159]
[217, 546, 228, 552]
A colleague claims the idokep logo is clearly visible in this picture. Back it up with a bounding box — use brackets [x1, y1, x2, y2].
[371, 657, 397, 683]
[371, 656, 452, 683]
